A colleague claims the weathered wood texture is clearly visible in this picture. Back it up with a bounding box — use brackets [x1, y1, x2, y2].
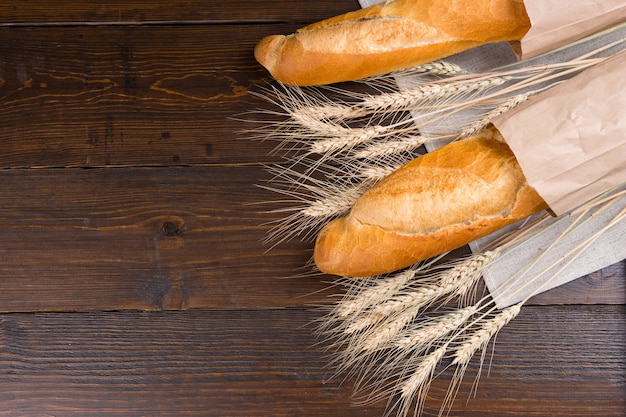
[0, 1, 358, 24]
[0, 24, 293, 168]
[0, 1, 623, 416]
[0, 166, 329, 312]
[0, 306, 623, 416]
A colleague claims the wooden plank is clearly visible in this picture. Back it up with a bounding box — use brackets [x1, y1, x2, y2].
[0, 24, 308, 168]
[529, 260, 626, 305]
[0, 166, 622, 313]
[0, 306, 623, 416]
[440, 304, 626, 417]
[0, 166, 328, 312]
[0, 0, 360, 25]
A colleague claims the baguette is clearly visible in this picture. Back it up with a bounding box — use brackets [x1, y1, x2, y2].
[254, 0, 531, 86]
[313, 126, 547, 277]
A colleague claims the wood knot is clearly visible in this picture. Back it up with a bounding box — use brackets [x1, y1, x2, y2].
[162, 221, 182, 236]
[153, 217, 186, 250]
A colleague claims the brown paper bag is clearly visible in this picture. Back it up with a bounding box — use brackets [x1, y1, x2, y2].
[492, 50, 626, 216]
[516, 0, 626, 59]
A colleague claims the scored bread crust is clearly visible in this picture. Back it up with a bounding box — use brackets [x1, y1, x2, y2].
[254, 0, 531, 86]
[313, 127, 548, 277]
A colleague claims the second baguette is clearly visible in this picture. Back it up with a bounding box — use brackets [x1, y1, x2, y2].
[313, 126, 547, 277]
[255, 0, 531, 86]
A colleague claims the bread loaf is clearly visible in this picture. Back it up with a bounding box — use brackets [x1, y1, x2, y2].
[313, 126, 547, 277]
[254, 0, 531, 86]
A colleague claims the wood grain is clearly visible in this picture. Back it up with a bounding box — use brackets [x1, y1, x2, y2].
[0, 166, 336, 312]
[0, 24, 302, 168]
[529, 260, 626, 305]
[0, 165, 621, 313]
[0, 0, 360, 25]
[0, 306, 623, 416]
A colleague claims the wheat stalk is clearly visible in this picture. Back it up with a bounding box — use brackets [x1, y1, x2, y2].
[452, 303, 521, 367]
[394, 306, 478, 351]
[359, 76, 511, 114]
[352, 135, 426, 159]
[396, 344, 449, 417]
[327, 197, 623, 417]
[334, 268, 419, 319]
[318, 183, 624, 416]
[252, 49, 620, 245]
[456, 91, 533, 139]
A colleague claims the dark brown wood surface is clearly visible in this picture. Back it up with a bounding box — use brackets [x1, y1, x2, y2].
[0, 1, 624, 416]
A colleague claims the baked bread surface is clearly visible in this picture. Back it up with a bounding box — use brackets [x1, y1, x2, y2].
[254, 0, 530, 85]
[313, 127, 547, 277]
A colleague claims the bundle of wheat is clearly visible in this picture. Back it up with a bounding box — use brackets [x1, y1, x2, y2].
[249, 30, 625, 417]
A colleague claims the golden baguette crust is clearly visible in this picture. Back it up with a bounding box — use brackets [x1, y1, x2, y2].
[313, 127, 547, 277]
[254, 0, 530, 86]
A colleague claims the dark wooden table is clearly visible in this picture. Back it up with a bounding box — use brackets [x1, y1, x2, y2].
[0, 1, 624, 416]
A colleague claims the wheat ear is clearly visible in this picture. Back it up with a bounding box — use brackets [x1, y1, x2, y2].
[364, 61, 467, 84]
[359, 76, 511, 113]
[435, 303, 522, 415]
[456, 92, 533, 139]
[395, 344, 449, 417]
[352, 135, 426, 160]
[452, 303, 522, 367]
[367, 307, 478, 390]
[408, 61, 467, 77]
[299, 183, 364, 220]
[347, 307, 479, 406]
[327, 250, 499, 389]
[334, 269, 418, 319]
[344, 250, 499, 335]
[394, 306, 479, 351]
[309, 124, 393, 154]
[252, 52, 620, 248]
[357, 162, 406, 182]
